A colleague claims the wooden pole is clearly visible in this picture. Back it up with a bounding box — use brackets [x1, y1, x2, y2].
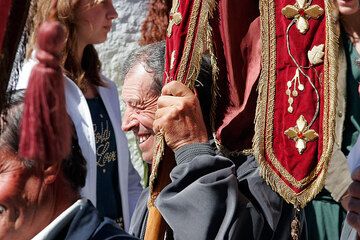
[145, 144, 176, 240]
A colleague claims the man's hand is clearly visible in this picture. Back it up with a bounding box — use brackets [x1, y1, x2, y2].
[347, 166, 360, 235]
[153, 81, 208, 151]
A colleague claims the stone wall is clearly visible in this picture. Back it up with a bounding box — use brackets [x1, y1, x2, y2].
[96, 0, 150, 185]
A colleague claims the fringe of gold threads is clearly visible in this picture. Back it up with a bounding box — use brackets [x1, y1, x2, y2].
[207, 17, 220, 135]
[148, 0, 217, 202]
[177, 0, 216, 88]
[254, 0, 340, 207]
[148, 132, 165, 205]
[253, 0, 275, 189]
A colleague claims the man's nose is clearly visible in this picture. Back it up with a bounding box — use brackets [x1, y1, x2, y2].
[122, 110, 139, 132]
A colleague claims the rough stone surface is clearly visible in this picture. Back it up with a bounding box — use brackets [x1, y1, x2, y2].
[96, 0, 149, 186]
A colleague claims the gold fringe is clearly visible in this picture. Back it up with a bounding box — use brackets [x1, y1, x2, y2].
[177, 0, 216, 88]
[206, 19, 220, 134]
[206, 1, 219, 150]
[148, 132, 165, 205]
[254, 0, 339, 207]
[253, 0, 276, 189]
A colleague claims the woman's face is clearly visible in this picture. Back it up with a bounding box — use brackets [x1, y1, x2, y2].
[0, 148, 45, 239]
[337, 0, 360, 16]
[75, 0, 118, 46]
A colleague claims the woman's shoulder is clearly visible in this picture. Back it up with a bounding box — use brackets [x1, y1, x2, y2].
[16, 57, 38, 89]
[100, 74, 114, 84]
[100, 74, 118, 90]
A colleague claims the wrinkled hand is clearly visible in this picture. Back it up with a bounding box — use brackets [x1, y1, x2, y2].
[347, 166, 360, 236]
[153, 81, 208, 151]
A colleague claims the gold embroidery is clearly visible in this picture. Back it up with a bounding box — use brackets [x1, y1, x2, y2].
[308, 44, 325, 65]
[284, 115, 319, 154]
[170, 50, 176, 70]
[166, 0, 182, 37]
[282, 0, 324, 34]
[254, 0, 339, 207]
[285, 45, 324, 113]
[286, 68, 303, 113]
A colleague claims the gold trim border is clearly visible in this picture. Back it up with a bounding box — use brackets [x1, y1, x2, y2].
[177, 0, 216, 87]
[254, 0, 339, 207]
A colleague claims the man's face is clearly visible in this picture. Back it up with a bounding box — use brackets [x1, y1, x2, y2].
[0, 148, 45, 239]
[121, 63, 159, 163]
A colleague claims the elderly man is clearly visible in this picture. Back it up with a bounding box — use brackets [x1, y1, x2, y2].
[121, 42, 212, 164]
[121, 42, 306, 239]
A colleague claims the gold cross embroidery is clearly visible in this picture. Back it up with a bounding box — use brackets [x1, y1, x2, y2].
[282, 0, 324, 34]
[284, 115, 319, 154]
[167, 0, 182, 37]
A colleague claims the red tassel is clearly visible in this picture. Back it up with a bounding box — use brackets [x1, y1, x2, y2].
[19, 18, 71, 166]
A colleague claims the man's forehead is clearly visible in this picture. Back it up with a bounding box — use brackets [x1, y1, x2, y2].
[123, 63, 154, 89]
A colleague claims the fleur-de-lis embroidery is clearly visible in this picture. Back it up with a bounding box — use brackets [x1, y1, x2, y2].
[166, 0, 182, 37]
[282, 0, 324, 34]
[284, 115, 319, 154]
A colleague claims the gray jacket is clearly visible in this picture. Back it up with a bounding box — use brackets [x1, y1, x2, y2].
[130, 143, 307, 240]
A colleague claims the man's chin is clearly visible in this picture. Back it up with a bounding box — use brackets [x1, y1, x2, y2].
[141, 152, 153, 164]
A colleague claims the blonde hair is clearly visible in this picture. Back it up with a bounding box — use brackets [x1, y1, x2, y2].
[27, 0, 104, 91]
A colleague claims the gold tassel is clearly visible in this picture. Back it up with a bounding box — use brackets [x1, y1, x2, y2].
[291, 204, 301, 240]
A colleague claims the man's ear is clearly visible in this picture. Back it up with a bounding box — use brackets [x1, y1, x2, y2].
[43, 163, 60, 185]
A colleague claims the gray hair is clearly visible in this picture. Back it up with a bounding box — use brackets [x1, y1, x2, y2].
[121, 41, 166, 96]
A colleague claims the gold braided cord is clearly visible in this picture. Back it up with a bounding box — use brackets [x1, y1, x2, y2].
[206, 20, 219, 134]
[177, 0, 205, 87]
[253, 0, 276, 181]
[148, 132, 165, 201]
[319, 0, 339, 193]
[254, 0, 339, 207]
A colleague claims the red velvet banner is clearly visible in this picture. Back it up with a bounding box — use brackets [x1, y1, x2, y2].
[255, 0, 339, 207]
[163, 0, 214, 86]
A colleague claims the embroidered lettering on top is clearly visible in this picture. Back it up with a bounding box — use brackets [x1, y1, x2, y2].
[94, 121, 117, 167]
